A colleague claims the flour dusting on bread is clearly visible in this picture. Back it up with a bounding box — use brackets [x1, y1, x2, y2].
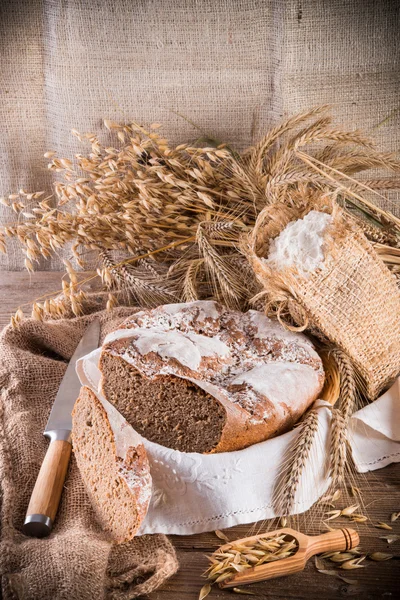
[131, 327, 231, 371]
[230, 362, 320, 419]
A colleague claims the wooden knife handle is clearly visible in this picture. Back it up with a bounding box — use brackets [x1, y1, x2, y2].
[23, 435, 72, 537]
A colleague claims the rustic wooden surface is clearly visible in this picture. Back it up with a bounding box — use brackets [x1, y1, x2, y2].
[1, 271, 399, 600]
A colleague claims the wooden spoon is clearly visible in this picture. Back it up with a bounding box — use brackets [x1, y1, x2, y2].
[217, 527, 359, 588]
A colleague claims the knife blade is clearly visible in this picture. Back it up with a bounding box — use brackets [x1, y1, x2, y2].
[23, 318, 101, 537]
[44, 318, 101, 437]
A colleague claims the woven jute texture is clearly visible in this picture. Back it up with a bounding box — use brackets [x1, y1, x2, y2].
[248, 199, 400, 400]
[0, 303, 178, 600]
[1, 0, 399, 270]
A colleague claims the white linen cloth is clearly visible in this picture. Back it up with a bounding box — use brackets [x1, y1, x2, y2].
[76, 331, 400, 535]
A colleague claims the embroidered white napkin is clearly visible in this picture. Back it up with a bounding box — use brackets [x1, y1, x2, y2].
[76, 334, 400, 536]
[348, 378, 400, 473]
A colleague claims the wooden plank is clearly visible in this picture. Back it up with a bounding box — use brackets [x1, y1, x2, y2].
[1, 271, 399, 599]
[145, 465, 400, 599]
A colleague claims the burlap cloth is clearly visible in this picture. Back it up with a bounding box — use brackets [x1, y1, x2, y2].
[0, 301, 179, 600]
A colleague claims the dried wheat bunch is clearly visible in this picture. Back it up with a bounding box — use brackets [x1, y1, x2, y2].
[2, 105, 399, 323]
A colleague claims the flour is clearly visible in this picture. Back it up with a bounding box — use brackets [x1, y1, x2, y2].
[230, 362, 320, 410]
[162, 300, 221, 320]
[119, 458, 153, 506]
[125, 300, 223, 334]
[132, 328, 231, 371]
[266, 210, 333, 276]
[248, 310, 314, 351]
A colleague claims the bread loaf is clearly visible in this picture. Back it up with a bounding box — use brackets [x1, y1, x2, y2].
[72, 386, 152, 542]
[99, 301, 324, 453]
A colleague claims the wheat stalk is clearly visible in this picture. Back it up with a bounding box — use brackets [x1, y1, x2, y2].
[275, 408, 320, 517]
[247, 105, 331, 179]
[353, 218, 399, 247]
[182, 258, 203, 302]
[196, 224, 246, 308]
[100, 249, 179, 307]
[329, 350, 357, 487]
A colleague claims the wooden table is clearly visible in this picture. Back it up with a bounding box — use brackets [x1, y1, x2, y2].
[1, 271, 399, 599]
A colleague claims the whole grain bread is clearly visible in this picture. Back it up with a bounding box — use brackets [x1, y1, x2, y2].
[100, 301, 325, 453]
[72, 386, 152, 542]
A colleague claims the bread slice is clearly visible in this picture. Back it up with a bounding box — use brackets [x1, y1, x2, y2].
[72, 386, 151, 542]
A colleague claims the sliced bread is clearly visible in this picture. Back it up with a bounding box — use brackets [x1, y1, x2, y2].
[99, 301, 325, 453]
[72, 386, 151, 542]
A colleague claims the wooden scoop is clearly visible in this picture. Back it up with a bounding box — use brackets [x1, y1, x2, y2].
[217, 527, 359, 588]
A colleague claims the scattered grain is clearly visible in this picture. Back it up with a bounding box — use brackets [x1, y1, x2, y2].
[369, 552, 392, 561]
[350, 514, 368, 523]
[325, 510, 341, 521]
[340, 557, 366, 570]
[329, 553, 356, 563]
[341, 505, 359, 517]
[215, 530, 229, 543]
[199, 583, 211, 599]
[379, 534, 399, 544]
[390, 512, 400, 522]
[375, 522, 393, 530]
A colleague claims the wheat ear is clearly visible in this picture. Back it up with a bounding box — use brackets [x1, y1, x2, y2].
[353, 217, 399, 247]
[100, 249, 178, 307]
[329, 349, 357, 487]
[196, 224, 244, 308]
[183, 258, 203, 301]
[277, 409, 320, 516]
[248, 105, 331, 178]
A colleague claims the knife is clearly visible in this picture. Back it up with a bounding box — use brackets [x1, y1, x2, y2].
[23, 318, 101, 538]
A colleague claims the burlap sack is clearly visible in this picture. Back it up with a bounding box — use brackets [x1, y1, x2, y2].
[247, 197, 400, 400]
[0, 304, 178, 600]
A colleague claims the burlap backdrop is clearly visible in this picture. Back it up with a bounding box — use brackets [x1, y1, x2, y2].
[0, 303, 178, 600]
[0, 0, 399, 270]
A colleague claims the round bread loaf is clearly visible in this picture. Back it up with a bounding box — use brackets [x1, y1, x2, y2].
[72, 386, 152, 542]
[99, 301, 324, 453]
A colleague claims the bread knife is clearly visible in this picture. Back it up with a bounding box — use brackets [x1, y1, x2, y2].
[23, 318, 101, 537]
